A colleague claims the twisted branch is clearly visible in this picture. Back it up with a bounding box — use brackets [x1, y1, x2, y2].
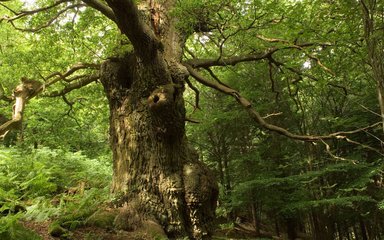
[184, 63, 381, 142]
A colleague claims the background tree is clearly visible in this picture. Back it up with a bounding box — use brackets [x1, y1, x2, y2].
[185, 1, 384, 239]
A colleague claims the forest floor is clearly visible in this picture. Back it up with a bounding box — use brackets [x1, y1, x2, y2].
[22, 220, 163, 240]
[22, 220, 270, 240]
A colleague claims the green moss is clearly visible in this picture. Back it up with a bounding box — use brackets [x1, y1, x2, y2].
[48, 221, 68, 238]
[85, 209, 117, 229]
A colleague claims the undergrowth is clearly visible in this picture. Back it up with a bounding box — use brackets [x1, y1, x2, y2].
[0, 146, 112, 239]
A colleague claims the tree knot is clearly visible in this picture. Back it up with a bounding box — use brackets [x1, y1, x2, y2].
[147, 84, 179, 111]
[147, 84, 185, 140]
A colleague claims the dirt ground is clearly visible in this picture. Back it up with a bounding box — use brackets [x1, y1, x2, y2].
[22, 220, 171, 240]
[22, 221, 56, 240]
[22, 220, 269, 240]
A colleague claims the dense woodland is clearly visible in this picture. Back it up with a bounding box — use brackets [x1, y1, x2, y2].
[0, 0, 383, 239]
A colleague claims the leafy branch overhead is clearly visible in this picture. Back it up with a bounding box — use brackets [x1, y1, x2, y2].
[184, 63, 382, 145]
[0, 0, 382, 147]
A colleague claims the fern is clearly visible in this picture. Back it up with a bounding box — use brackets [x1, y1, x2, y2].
[0, 145, 112, 236]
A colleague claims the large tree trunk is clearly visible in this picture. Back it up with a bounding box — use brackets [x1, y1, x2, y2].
[94, 1, 218, 238]
[100, 51, 218, 239]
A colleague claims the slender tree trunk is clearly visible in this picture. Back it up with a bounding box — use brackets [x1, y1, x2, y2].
[354, 225, 360, 239]
[286, 217, 297, 240]
[251, 203, 261, 236]
[100, 53, 218, 239]
[311, 209, 334, 240]
[377, 86, 384, 131]
[346, 227, 352, 240]
[360, 0, 384, 133]
[275, 218, 280, 237]
[222, 150, 232, 196]
[359, 218, 368, 240]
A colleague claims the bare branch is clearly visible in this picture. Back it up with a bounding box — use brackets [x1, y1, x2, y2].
[344, 136, 384, 156]
[185, 77, 200, 110]
[46, 74, 99, 97]
[256, 34, 332, 48]
[306, 53, 335, 76]
[0, 2, 17, 14]
[321, 139, 357, 163]
[268, 61, 280, 101]
[185, 117, 200, 124]
[45, 62, 99, 81]
[263, 112, 283, 119]
[204, 67, 232, 89]
[6, 4, 85, 32]
[184, 63, 381, 142]
[268, 56, 319, 81]
[359, 103, 381, 117]
[256, 34, 335, 75]
[256, 35, 291, 44]
[269, 56, 345, 93]
[62, 95, 74, 115]
[32, 63, 100, 98]
[1, 0, 71, 21]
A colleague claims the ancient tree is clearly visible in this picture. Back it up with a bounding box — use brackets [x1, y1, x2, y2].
[1, 0, 219, 238]
[0, 0, 382, 239]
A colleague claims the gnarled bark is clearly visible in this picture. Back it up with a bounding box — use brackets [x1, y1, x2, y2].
[92, 0, 218, 238]
[100, 53, 218, 239]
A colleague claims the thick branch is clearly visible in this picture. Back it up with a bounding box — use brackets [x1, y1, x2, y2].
[184, 64, 380, 142]
[82, 0, 116, 23]
[0, 83, 30, 137]
[0, 120, 20, 138]
[105, 0, 162, 60]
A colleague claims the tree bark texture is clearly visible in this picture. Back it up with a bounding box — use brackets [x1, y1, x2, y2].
[85, 0, 219, 238]
[100, 53, 218, 239]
